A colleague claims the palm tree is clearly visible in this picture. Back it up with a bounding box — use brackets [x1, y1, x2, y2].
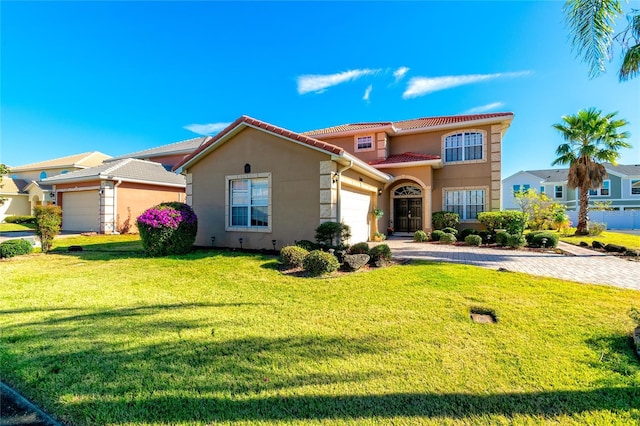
[552, 108, 631, 235]
[564, 0, 640, 81]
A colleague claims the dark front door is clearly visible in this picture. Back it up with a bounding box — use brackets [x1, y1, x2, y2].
[394, 198, 422, 232]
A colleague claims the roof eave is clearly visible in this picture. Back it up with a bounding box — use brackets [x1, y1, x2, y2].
[396, 115, 514, 135]
[305, 124, 396, 139]
[335, 153, 393, 182]
[371, 159, 444, 170]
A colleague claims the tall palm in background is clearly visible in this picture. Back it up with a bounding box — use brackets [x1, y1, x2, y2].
[564, 0, 640, 80]
[552, 108, 631, 235]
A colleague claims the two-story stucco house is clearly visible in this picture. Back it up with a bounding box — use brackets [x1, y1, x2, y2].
[174, 113, 514, 250]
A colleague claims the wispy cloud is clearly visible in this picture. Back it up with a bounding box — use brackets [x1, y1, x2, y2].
[393, 66, 410, 82]
[183, 122, 231, 135]
[297, 69, 379, 95]
[363, 85, 373, 101]
[464, 102, 506, 114]
[403, 71, 531, 99]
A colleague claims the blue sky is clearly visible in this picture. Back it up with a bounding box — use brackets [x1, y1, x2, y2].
[2, 1, 639, 179]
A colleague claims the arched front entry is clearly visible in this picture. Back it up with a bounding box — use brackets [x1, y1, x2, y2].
[391, 184, 423, 233]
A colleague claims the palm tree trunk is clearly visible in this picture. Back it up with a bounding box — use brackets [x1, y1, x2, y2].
[575, 184, 590, 235]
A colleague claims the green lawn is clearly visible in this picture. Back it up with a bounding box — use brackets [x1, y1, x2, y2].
[0, 223, 35, 232]
[1, 235, 639, 425]
[560, 230, 640, 250]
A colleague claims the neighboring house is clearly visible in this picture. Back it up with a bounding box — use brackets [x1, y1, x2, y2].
[42, 158, 186, 233]
[174, 113, 514, 250]
[503, 163, 640, 211]
[104, 137, 210, 170]
[0, 178, 30, 220]
[6, 151, 113, 216]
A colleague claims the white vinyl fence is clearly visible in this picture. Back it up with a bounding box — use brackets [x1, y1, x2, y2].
[567, 209, 640, 229]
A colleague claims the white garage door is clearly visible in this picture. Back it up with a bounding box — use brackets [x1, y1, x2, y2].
[341, 188, 371, 244]
[62, 191, 100, 232]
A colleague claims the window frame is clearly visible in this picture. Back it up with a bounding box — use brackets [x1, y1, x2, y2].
[554, 185, 564, 199]
[354, 134, 375, 153]
[443, 187, 487, 221]
[631, 179, 640, 196]
[225, 172, 272, 233]
[588, 179, 610, 197]
[442, 130, 486, 164]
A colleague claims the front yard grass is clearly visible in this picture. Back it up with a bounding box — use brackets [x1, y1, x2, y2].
[0, 223, 35, 232]
[560, 230, 640, 250]
[1, 235, 639, 425]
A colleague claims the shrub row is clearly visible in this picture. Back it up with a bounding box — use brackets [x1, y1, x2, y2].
[4, 215, 36, 224]
[525, 231, 559, 248]
[280, 242, 393, 275]
[0, 239, 33, 258]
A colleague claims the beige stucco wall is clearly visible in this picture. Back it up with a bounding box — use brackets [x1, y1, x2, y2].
[12, 167, 82, 182]
[0, 195, 30, 220]
[186, 127, 331, 250]
[116, 183, 185, 233]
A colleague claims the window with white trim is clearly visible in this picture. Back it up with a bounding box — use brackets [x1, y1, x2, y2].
[589, 180, 610, 196]
[229, 177, 269, 228]
[540, 186, 545, 194]
[632, 179, 640, 195]
[444, 189, 485, 220]
[354, 135, 374, 152]
[444, 132, 483, 162]
[554, 185, 564, 198]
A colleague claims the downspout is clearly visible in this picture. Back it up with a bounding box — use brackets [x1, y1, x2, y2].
[335, 160, 353, 223]
[112, 179, 123, 234]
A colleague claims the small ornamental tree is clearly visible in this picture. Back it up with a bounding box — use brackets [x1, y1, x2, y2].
[136, 202, 197, 256]
[33, 205, 62, 253]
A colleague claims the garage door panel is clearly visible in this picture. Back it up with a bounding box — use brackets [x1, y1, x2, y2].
[62, 191, 100, 232]
[341, 188, 371, 244]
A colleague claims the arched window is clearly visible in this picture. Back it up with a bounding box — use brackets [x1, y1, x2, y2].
[444, 131, 483, 162]
[39, 171, 48, 179]
[394, 185, 422, 197]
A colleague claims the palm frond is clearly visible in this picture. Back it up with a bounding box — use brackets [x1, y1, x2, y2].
[564, 0, 623, 78]
[619, 42, 640, 80]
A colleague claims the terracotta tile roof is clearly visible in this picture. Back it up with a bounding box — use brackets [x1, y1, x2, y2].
[42, 158, 185, 186]
[303, 122, 393, 136]
[174, 116, 345, 170]
[9, 152, 112, 171]
[303, 113, 514, 136]
[105, 137, 209, 163]
[369, 152, 441, 166]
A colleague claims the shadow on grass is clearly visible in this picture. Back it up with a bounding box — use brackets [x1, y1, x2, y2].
[586, 333, 640, 379]
[62, 388, 640, 423]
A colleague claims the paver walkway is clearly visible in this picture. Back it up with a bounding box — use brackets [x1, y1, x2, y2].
[384, 238, 640, 290]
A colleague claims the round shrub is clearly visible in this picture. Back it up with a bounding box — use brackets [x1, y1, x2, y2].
[588, 222, 607, 236]
[295, 240, 318, 251]
[430, 230, 445, 242]
[478, 230, 493, 244]
[303, 250, 340, 276]
[529, 232, 559, 248]
[0, 239, 33, 258]
[280, 245, 309, 268]
[414, 230, 428, 242]
[369, 244, 392, 264]
[495, 231, 509, 247]
[442, 227, 458, 237]
[460, 228, 477, 240]
[440, 233, 457, 244]
[507, 234, 525, 248]
[348, 242, 370, 255]
[464, 234, 482, 246]
[137, 202, 198, 256]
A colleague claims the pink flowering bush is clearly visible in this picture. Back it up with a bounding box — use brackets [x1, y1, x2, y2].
[137, 202, 197, 256]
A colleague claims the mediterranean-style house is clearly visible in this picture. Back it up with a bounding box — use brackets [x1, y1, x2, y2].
[174, 113, 514, 250]
[42, 159, 186, 233]
[503, 163, 640, 211]
[1, 152, 112, 222]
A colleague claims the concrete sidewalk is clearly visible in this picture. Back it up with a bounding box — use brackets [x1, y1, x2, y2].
[384, 238, 640, 290]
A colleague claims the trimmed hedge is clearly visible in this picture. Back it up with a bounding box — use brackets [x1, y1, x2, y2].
[440, 233, 457, 244]
[464, 234, 482, 246]
[495, 231, 509, 247]
[348, 242, 370, 255]
[525, 231, 559, 248]
[477, 211, 526, 235]
[413, 230, 428, 242]
[460, 228, 477, 240]
[441, 227, 458, 237]
[0, 239, 33, 258]
[369, 244, 392, 264]
[280, 246, 309, 268]
[4, 215, 35, 224]
[430, 230, 445, 242]
[303, 250, 340, 276]
[432, 211, 459, 230]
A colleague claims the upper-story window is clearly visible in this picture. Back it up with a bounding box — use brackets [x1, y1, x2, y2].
[354, 135, 374, 152]
[555, 185, 564, 199]
[589, 180, 610, 196]
[39, 171, 48, 180]
[540, 186, 545, 194]
[444, 131, 484, 162]
[631, 179, 640, 195]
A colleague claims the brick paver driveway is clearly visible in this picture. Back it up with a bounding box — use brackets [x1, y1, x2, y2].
[384, 238, 640, 290]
